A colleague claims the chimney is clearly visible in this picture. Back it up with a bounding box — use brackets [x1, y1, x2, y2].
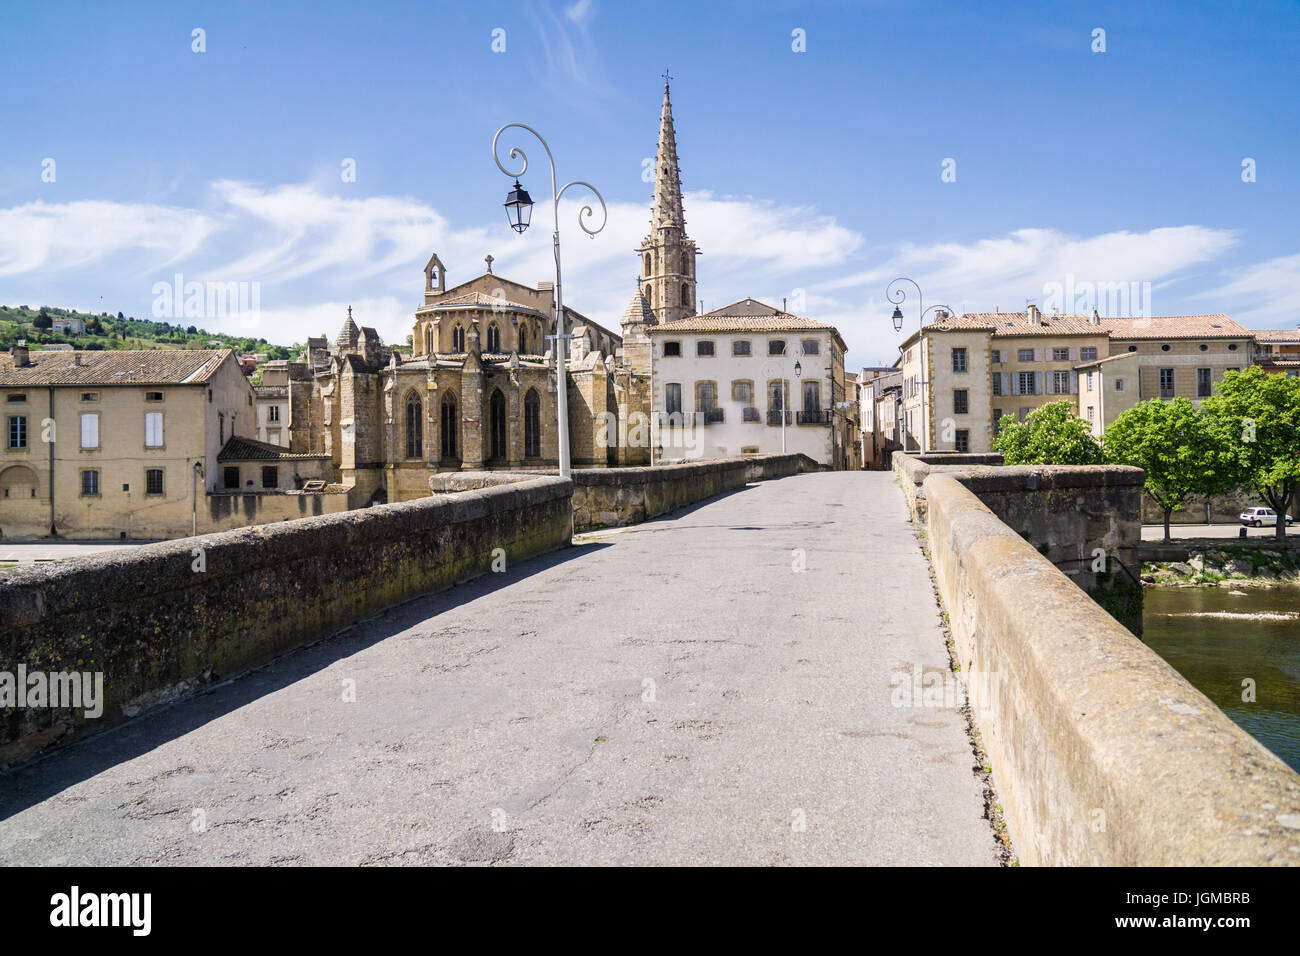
[10, 340, 29, 367]
[1091, 308, 1101, 326]
[73, 351, 82, 366]
[1027, 304, 1041, 326]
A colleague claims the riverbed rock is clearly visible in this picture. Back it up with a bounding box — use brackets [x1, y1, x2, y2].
[1188, 553, 1205, 572]
[1224, 559, 1253, 577]
[1168, 561, 1195, 576]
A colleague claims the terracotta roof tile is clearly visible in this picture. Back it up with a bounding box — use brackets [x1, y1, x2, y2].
[0, 349, 231, 387]
[217, 436, 328, 461]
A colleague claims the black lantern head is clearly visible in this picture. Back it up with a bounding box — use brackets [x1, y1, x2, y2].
[504, 179, 533, 233]
[891, 306, 904, 332]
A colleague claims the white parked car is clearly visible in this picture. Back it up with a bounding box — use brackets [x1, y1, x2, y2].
[1240, 506, 1294, 527]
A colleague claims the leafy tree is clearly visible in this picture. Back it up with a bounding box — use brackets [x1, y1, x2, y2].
[33, 307, 53, 330]
[1202, 367, 1300, 539]
[993, 400, 1105, 465]
[1104, 398, 1229, 542]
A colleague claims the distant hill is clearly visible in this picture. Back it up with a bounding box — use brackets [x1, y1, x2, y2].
[0, 304, 299, 359]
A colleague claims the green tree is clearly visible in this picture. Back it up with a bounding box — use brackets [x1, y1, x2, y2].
[993, 400, 1104, 465]
[33, 306, 53, 330]
[1201, 367, 1300, 539]
[1103, 398, 1229, 542]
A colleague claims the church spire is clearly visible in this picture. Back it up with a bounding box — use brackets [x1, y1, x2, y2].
[638, 79, 698, 326]
[651, 82, 685, 231]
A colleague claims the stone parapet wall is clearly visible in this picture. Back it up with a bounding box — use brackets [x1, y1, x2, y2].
[0, 476, 573, 766]
[571, 454, 817, 532]
[922, 473, 1300, 865]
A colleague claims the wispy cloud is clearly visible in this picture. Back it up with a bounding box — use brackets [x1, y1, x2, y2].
[1195, 252, 1300, 330]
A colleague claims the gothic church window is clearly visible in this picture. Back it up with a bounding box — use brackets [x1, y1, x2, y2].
[489, 389, 507, 460]
[487, 323, 501, 352]
[519, 325, 527, 353]
[452, 324, 465, 352]
[682, 284, 691, 309]
[406, 393, 423, 458]
[441, 393, 458, 458]
[524, 389, 541, 458]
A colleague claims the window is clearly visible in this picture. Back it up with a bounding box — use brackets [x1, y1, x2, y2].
[1086, 372, 1094, 392]
[1198, 343, 1208, 352]
[145, 411, 164, 447]
[224, 466, 240, 489]
[665, 383, 682, 417]
[145, 391, 163, 402]
[663, 341, 682, 357]
[644, 253, 651, 274]
[953, 389, 968, 414]
[732, 340, 751, 356]
[695, 381, 718, 412]
[486, 323, 501, 352]
[732, 380, 754, 404]
[952, 348, 967, 373]
[992, 409, 1003, 436]
[681, 251, 690, 274]
[440, 393, 458, 458]
[81, 470, 99, 496]
[218, 413, 225, 444]
[1018, 407, 1031, 422]
[803, 381, 821, 413]
[696, 340, 715, 357]
[80, 392, 98, 402]
[769, 339, 786, 356]
[260, 466, 277, 489]
[1052, 348, 1070, 361]
[1197, 367, 1212, 398]
[1017, 349, 1034, 362]
[1160, 344, 1171, 352]
[1228, 343, 1239, 352]
[1159, 368, 1175, 397]
[524, 389, 541, 458]
[146, 468, 164, 495]
[681, 284, 691, 308]
[1115, 378, 1124, 391]
[1017, 371, 1036, 394]
[1052, 371, 1071, 394]
[991, 372, 1002, 397]
[519, 326, 527, 353]
[768, 380, 789, 424]
[269, 405, 281, 423]
[7, 416, 27, 449]
[6, 394, 26, 403]
[1127, 345, 1138, 352]
[1227, 367, 1240, 373]
[406, 394, 423, 458]
[269, 432, 281, 446]
[489, 389, 507, 460]
[80, 413, 98, 449]
[991, 349, 1001, 364]
[801, 339, 820, 356]
[1086, 406, 1095, 424]
[1080, 347, 1098, 362]
[452, 325, 465, 352]
[955, 430, 969, 453]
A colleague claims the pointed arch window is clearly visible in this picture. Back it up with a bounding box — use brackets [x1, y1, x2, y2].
[487, 323, 501, 353]
[489, 389, 507, 460]
[452, 324, 465, 352]
[424, 326, 432, 356]
[405, 393, 423, 458]
[519, 324, 528, 354]
[440, 393, 458, 458]
[681, 251, 690, 275]
[681, 283, 691, 309]
[524, 388, 541, 458]
[644, 253, 651, 275]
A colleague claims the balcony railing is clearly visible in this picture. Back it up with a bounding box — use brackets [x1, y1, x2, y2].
[742, 406, 761, 423]
[797, 410, 828, 425]
[767, 410, 792, 426]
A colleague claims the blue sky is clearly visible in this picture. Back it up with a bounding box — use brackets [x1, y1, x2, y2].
[2, 0, 1297, 365]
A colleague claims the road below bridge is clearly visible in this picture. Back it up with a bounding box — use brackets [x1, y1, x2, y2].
[0, 472, 999, 865]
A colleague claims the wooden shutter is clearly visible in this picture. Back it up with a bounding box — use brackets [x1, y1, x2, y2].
[1034, 371, 1043, 395]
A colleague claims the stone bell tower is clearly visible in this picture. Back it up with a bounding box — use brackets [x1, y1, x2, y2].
[638, 80, 699, 325]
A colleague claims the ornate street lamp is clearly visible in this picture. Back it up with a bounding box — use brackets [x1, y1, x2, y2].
[885, 277, 957, 454]
[503, 180, 533, 233]
[492, 124, 607, 479]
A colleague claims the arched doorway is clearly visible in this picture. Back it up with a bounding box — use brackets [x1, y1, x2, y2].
[489, 389, 507, 461]
[0, 465, 39, 502]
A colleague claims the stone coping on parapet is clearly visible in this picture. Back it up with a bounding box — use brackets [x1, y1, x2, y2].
[428, 454, 821, 493]
[922, 472, 1300, 865]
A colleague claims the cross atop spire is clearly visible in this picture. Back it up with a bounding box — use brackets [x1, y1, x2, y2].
[661, 67, 673, 85]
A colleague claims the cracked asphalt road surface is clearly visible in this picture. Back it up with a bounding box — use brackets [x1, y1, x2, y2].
[0, 472, 998, 865]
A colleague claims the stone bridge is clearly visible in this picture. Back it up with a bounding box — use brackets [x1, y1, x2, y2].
[1, 459, 1298, 865]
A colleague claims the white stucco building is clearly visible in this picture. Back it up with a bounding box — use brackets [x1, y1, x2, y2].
[646, 299, 848, 467]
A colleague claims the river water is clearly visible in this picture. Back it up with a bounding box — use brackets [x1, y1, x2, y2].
[1143, 586, 1300, 773]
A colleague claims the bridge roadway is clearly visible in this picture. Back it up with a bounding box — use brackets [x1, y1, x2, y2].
[0, 472, 998, 865]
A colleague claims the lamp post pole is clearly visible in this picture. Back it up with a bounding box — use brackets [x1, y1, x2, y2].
[493, 124, 607, 479]
[886, 277, 956, 454]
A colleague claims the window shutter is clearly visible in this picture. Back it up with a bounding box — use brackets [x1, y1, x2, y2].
[1069, 370, 1078, 393]
[1034, 371, 1043, 394]
[1011, 373, 1020, 396]
[1068, 347, 1078, 361]
[80, 414, 97, 448]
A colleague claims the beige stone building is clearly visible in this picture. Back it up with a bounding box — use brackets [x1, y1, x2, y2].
[1250, 327, 1300, 377]
[899, 307, 1254, 450]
